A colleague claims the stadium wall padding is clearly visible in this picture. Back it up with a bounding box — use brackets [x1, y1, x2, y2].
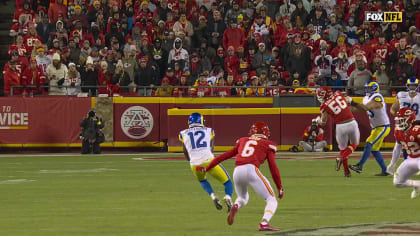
[0, 97, 397, 149]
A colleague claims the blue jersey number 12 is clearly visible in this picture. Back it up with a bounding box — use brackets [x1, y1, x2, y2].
[187, 131, 207, 149]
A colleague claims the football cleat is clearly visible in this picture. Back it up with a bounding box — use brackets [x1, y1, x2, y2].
[386, 163, 396, 175]
[227, 204, 239, 225]
[224, 196, 233, 212]
[411, 187, 420, 199]
[375, 171, 391, 176]
[213, 197, 223, 210]
[259, 223, 280, 231]
[349, 163, 363, 174]
[344, 169, 351, 178]
[336, 158, 343, 171]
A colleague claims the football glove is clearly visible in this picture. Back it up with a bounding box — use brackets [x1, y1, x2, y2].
[196, 166, 206, 173]
[278, 187, 284, 199]
[346, 96, 352, 104]
[315, 116, 322, 125]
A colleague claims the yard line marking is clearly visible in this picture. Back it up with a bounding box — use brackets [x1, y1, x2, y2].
[0, 179, 36, 184]
[37, 168, 119, 174]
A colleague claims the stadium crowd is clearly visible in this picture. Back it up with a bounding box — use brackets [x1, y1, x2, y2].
[2, 0, 420, 97]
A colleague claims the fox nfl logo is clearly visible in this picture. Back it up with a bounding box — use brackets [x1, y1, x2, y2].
[365, 12, 402, 23]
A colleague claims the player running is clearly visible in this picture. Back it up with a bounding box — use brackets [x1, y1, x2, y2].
[392, 107, 420, 199]
[196, 122, 283, 231]
[179, 113, 233, 211]
[347, 82, 391, 176]
[387, 78, 420, 175]
[316, 86, 360, 177]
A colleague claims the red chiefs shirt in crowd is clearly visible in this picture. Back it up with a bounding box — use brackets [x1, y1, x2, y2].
[320, 91, 355, 124]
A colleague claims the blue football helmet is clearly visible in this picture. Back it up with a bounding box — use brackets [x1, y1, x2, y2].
[406, 77, 419, 94]
[188, 113, 205, 127]
[364, 81, 379, 95]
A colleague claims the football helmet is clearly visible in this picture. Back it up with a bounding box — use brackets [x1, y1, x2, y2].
[316, 86, 334, 103]
[395, 107, 416, 131]
[188, 113, 205, 127]
[364, 81, 379, 96]
[249, 121, 270, 138]
[406, 77, 419, 95]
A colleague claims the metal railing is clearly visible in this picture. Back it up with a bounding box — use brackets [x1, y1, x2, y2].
[8, 85, 404, 97]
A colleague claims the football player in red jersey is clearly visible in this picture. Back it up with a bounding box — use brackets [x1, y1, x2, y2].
[196, 122, 283, 231]
[316, 87, 360, 177]
[393, 107, 420, 199]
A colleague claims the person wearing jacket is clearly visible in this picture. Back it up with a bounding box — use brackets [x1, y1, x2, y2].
[46, 53, 67, 95]
[80, 56, 98, 96]
[299, 119, 327, 152]
[135, 57, 157, 96]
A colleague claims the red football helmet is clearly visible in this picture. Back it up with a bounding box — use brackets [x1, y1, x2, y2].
[249, 122, 270, 138]
[395, 107, 416, 131]
[316, 86, 333, 103]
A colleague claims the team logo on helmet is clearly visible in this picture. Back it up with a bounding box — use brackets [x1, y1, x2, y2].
[395, 107, 415, 131]
[121, 106, 154, 139]
[364, 81, 379, 95]
[406, 77, 419, 94]
[316, 87, 333, 103]
[249, 121, 270, 138]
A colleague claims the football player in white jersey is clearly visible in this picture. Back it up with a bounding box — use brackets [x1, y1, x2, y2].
[387, 78, 420, 174]
[179, 113, 233, 211]
[347, 82, 391, 176]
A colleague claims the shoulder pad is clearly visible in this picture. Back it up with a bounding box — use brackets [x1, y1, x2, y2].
[397, 91, 407, 99]
[373, 96, 383, 102]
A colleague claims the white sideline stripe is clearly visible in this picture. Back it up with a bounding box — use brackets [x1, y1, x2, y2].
[38, 168, 119, 174]
[0, 179, 36, 184]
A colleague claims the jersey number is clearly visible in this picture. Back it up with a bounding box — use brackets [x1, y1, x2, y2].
[328, 96, 348, 115]
[402, 102, 419, 115]
[401, 141, 420, 156]
[187, 131, 207, 149]
[241, 140, 258, 157]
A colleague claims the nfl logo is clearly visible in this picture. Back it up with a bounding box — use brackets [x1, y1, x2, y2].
[365, 12, 402, 23]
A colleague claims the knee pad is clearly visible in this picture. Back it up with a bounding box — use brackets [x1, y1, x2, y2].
[393, 175, 404, 188]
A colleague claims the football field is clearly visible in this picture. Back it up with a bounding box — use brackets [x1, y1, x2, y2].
[0, 152, 419, 236]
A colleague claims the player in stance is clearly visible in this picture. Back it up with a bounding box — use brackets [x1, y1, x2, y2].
[387, 78, 420, 175]
[196, 122, 283, 231]
[179, 113, 233, 211]
[393, 107, 420, 199]
[348, 82, 391, 176]
[316, 87, 360, 177]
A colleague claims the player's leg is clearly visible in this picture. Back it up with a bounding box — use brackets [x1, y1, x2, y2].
[371, 126, 390, 175]
[340, 121, 360, 177]
[190, 164, 221, 210]
[228, 165, 250, 225]
[393, 158, 420, 199]
[208, 164, 234, 211]
[335, 123, 349, 171]
[387, 142, 402, 174]
[249, 166, 279, 231]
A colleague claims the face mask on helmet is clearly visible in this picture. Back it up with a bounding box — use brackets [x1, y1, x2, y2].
[395, 116, 410, 131]
[407, 83, 419, 95]
[395, 108, 415, 131]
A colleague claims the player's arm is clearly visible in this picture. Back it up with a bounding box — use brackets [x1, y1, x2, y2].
[351, 99, 383, 111]
[182, 144, 190, 161]
[179, 133, 190, 161]
[267, 149, 283, 199]
[203, 145, 239, 172]
[317, 111, 328, 126]
[390, 99, 400, 116]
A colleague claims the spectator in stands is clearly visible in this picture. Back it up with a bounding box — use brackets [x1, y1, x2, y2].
[136, 58, 157, 96]
[332, 47, 350, 84]
[3, 61, 21, 96]
[113, 60, 131, 94]
[21, 57, 46, 96]
[223, 18, 245, 51]
[287, 47, 311, 83]
[97, 60, 113, 95]
[46, 53, 67, 95]
[374, 62, 391, 96]
[80, 56, 98, 96]
[36, 15, 51, 44]
[327, 72, 344, 91]
[252, 42, 271, 74]
[173, 12, 194, 50]
[192, 73, 212, 96]
[64, 62, 81, 96]
[246, 76, 265, 97]
[389, 52, 414, 92]
[314, 46, 332, 86]
[299, 118, 327, 152]
[168, 37, 190, 71]
[347, 55, 372, 96]
[207, 10, 226, 49]
[279, 0, 296, 18]
[48, 0, 67, 23]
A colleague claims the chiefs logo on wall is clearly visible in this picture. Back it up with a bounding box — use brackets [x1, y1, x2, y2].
[120, 106, 154, 139]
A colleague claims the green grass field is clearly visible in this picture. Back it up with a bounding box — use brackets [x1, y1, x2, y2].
[0, 152, 419, 236]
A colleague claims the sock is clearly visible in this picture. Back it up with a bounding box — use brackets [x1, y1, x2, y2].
[343, 157, 349, 171]
[223, 179, 233, 197]
[199, 179, 214, 195]
[390, 142, 402, 166]
[210, 193, 216, 200]
[341, 144, 357, 159]
[372, 151, 387, 172]
[403, 149, 408, 159]
[262, 196, 277, 223]
[359, 142, 373, 166]
[395, 179, 420, 188]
